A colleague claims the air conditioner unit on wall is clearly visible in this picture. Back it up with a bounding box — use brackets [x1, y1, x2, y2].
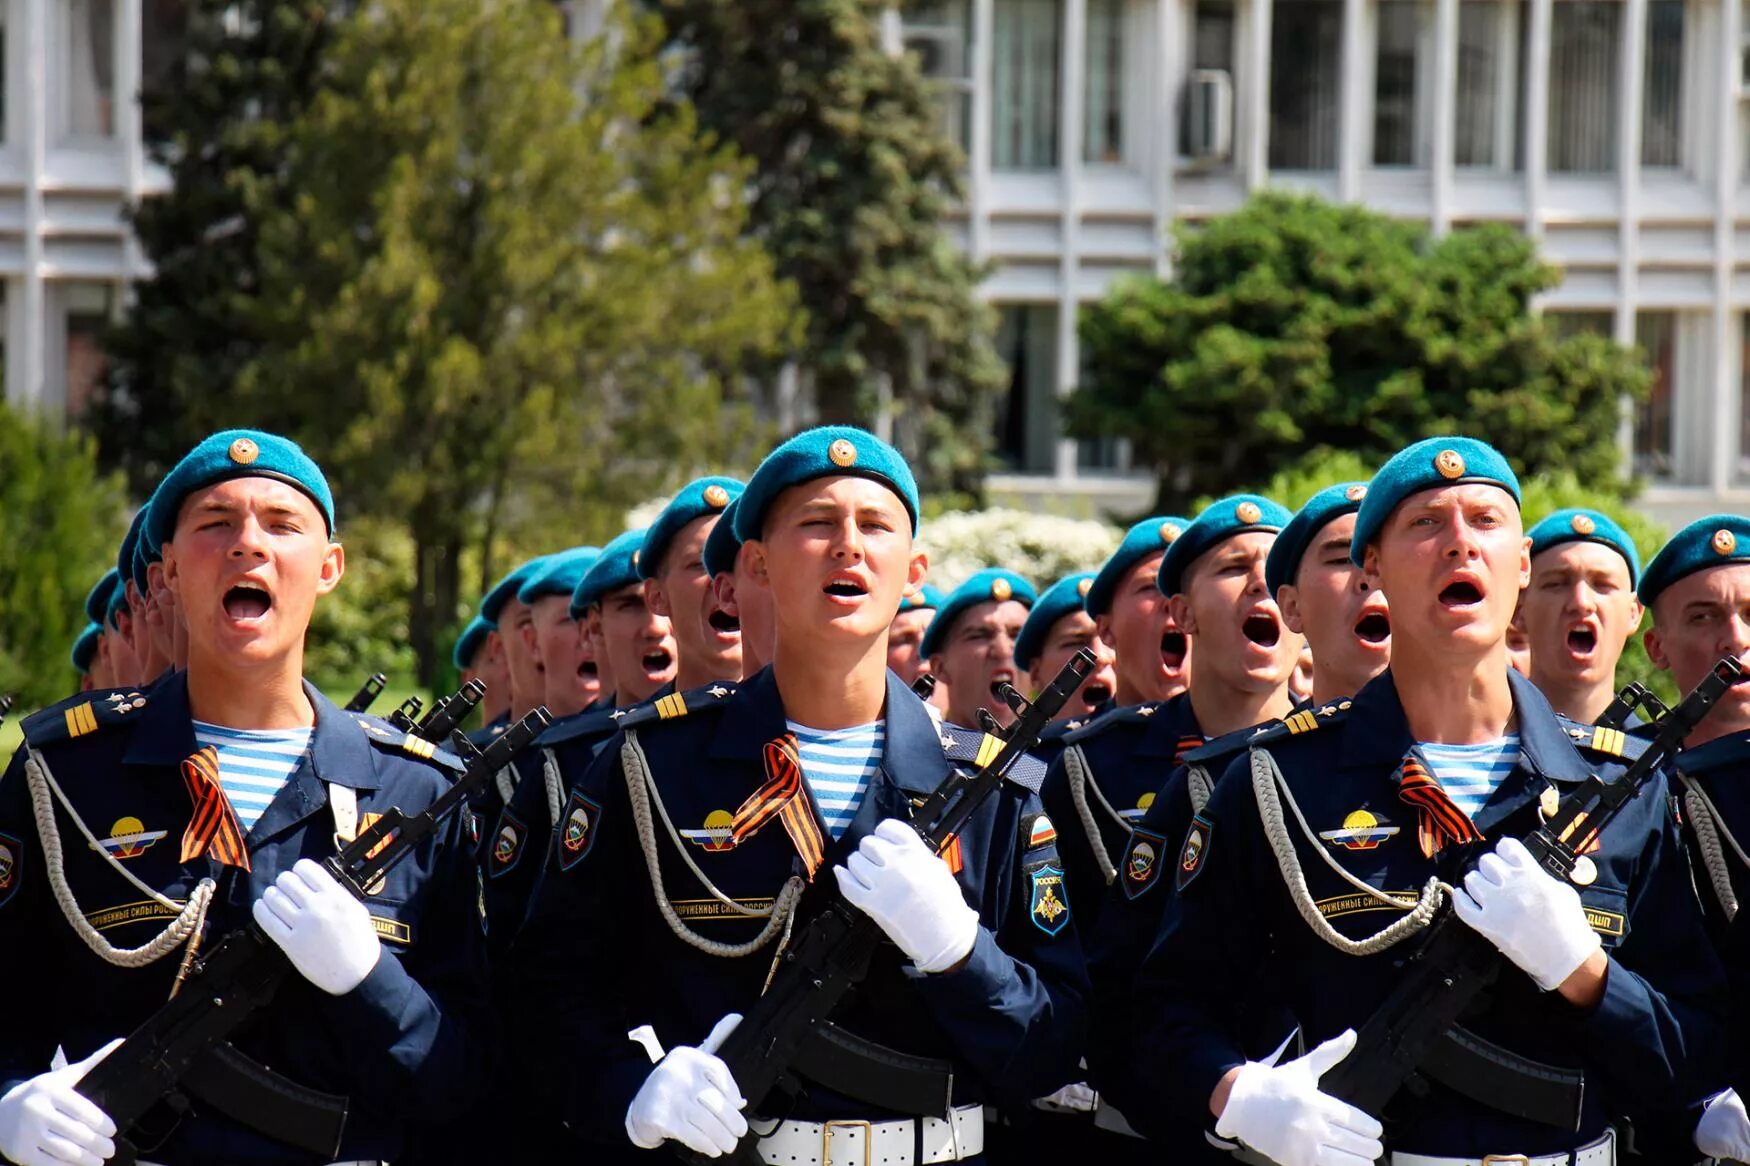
[1186, 69, 1234, 160]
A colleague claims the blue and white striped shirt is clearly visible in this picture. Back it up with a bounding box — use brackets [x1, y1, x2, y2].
[193, 721, 313, 833]
[1418, 735, 1522, 821]
[787, 719, 885, 840]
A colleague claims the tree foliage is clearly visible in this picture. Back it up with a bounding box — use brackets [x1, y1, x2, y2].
[227, 0, 796, 681]
[0, 408, 129, 707]
[655, 0, 1006, 497]
[1072, 193, 1652, 512]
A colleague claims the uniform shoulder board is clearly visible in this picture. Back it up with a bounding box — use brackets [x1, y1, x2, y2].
[1062, 701, 1160, 745]
[613, 682, 739, 732]
[22, 688, 151, 747]
[938, 724, 1049, 795]
[1558, 716, 1650, 762]
[535, 703, 623, 747]
[1245, 699, 1354, 748]
[351, 713, 465, 771]
[1182, 720, 1278, 765]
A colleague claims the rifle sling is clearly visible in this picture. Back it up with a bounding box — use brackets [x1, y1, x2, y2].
[1420, 1024, 1584, 1132]
[179, 1041, 348, 1158]
[791, 1021, 955, 1117]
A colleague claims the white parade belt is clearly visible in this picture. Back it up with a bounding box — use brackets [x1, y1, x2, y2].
[752, 1102, 984, 1165]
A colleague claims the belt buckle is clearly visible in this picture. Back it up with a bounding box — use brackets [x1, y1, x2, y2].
[822, 1119, 873, 1166]
[1482, 1157, 1531, 1165]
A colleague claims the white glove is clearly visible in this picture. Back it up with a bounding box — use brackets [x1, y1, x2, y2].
[834, 819, 979, 974]
[1033, 1081, 1098, 1113]
[0, 1042, 121, 1166]
[1697, 1089, 1750, 1162]
[1213, 1030, 1384, 1166]
[252, 858, 382, 996]
[625, 1013, 749, 1157]
[1452, 836, 1601, 992]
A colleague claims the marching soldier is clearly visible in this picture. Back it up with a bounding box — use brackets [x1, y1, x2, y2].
[888, 582, 945, 689]
[516, 547, 604, 719]
[454, 614, 512, 729]
[0, 429, 490, 1165]
[1015, 574, 1118, 731]
[704, 496, 775, 677]
[509, 426, 1086, 1164]
[1133, 437, 1722, 1166]
[481, 556, 554, 724]
[1268, 482, 1391, 706]
[639, 478, 747, 695]
[574, 529, 677, 710]
[72, 622, 102, 693]
[921, 569, 1037, 732]
[1518, 509, 1643, 725]
[1085, 517, 1195, 708]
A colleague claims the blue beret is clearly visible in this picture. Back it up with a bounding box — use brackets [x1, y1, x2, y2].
[1639, 515, 1750, 607]
[734, 427, 920, 542]
[571, 529, 648, 618]
[105, 580, 130, 630]
[1158, 495, 1293, 596]
[1351, 436, 1520, 566]
[517, 546, 602, 606]
[640, 477, 745, 580]
[920, 569, 1037, 660]
[452, 613, 494, 671]
[1086, 516, 1191, 618]
[1265, 483, 1371, 595]
[145, 429, 335, 551]
[703, 497, 746, 578]
[898, 582, 947, 614]
[129, 509, 155, 595]
[481, 555, 553, 625]
[71, 623, 102, 674]
[117, 508, 147, 595]
[1015, 573, 1096, 671]
[1528, 508, 1641, 587]
[84, 569, 120, 626]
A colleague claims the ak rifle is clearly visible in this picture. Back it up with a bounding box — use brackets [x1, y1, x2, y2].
[1323, 658, 1743, 1130]
[342, 673, 387, 714]
[414, 679, 486, 745]
[685, 649, 1097, 1164]
[72, 706, 552, 1165]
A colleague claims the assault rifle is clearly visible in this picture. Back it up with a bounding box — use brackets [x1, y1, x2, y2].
[685, 649, 1097, 1164]
[342, 673, 387, 714]
[72, 706, 553, 1165]
[413, 679, 486, 745]
[1323, 658, 1743, 1130]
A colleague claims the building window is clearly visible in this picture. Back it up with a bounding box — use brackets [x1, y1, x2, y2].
[1635, 312, 1676, 481]
[1547, 309, 1612, 339]
[1375, 0, 1434, 167]
[994, 305, 1060, 474]
[1084, 0, 1126, 163]
[1547, 1, 1620, 174]
[1180, 0, 1236, 158]
[905, 1, 974, 150]
[62, 0, 117, 140]
[1640, 0, 1682, 168]
[992, 0, 1063, 169]
[65, 283, 115, 421]
[1455, 0, 1524, 170]
[141, 0, 189, 149]
[1269, 0, 1342, 170]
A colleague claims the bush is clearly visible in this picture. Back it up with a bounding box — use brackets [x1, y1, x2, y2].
[304, 516, 419, 695]
[919, 509, 1121, 591]
[0, 410, 129, 708]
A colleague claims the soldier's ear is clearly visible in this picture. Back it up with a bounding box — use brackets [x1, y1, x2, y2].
[315, 541, 345, 596]
[1167, 592, 1195, 636]
[745, 540, 771, 587]
[907, 551, 929, 597]
[644, 577, 672, 619]
[1277, 585, 1306, 635]
[1643, 625, 1671, 671]
[1518, 536, 1532, 589]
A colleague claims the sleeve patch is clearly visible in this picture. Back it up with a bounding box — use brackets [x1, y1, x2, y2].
[1024, 813, 1057, 849]
[1176, 814, 1213, 892]
[1121, 827, 1168, 901]
[555, 789, 602, 872]
[0, 832, 21, 908]
[1028, 863, 1071, 935]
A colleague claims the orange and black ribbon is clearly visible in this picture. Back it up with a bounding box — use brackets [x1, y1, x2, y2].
[1174, 735, 1206, 766]
[179, 746, 252, 871]
[730, 735, 827, 880]
[1396, 751, 1484, 860]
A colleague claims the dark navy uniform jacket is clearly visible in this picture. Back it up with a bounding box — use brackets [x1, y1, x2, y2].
[0, 675, 490, 1165]
[1673, 733, 1750, 945]
[507, 666, 1088, 1155]
[1134, 668, 1724, 1157]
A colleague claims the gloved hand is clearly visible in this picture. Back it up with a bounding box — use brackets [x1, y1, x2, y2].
[1213, 1030, 1384, 1166]
[1034, 1081, 1098, 1114]
[0, 1041, 121, 1166]
[834, 819, 978, 974]
[252, 858, 382, 996]
[1696, 1088, 1750, 1162]
[1452, 836, 1601, 991]
[625, 1013, 748, 1157]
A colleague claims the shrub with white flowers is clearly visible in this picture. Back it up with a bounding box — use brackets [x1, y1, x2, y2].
[919, 509, 1121, 592]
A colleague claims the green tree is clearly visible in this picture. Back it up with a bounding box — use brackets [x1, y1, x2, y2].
[236, 0, 796, 682]
[93, 0, 335, 493]
[655, 0, 1006, 498]
[1073, 193, 1651, 512]
[0, 407, 129, 707]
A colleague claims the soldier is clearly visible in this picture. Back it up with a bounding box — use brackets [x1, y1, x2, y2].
[516, 547, 604, 719]
[509, 426, 1086, 1164]
[102, 579, 139, 689]
[453, 613, 512, 728]
[888, 582, 945, 689]
[123, 503, 174, 686]
[0, 429, 489, 1165]
[481, 555, 555, 723]
[83, 572, 121, 692]
[703, 496, 775, 677]
[1518, 509, 1643, 725]
[1132, 437, 1721, 1166]
[137, 486, 190, 675]
[71, 623, 102, 693]
[640, 477, 746, 694]
[573, 529, 677, 709]
[1015, 573, 1117, 727]
[920, 569, 1037, 731]
[1267, 482, 1391, 705]
[1085, 517, 1195, 708]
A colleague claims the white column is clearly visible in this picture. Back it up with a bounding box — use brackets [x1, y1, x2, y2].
[1522, 0, 1551, 239]
[1430, 0, 1458, 231]
[1155, 0, 1182, 277]
[1339, 0, 1368, 198]
[971, 0, 996, 263]
[1058, 0, 1085, 480]
[1614, 0, 1645, 378]
[18, 0, 45, 414]
[118, 0, 145, 280]
[1245, 0, 1273, 189]
[1710, 0, 1740, 493]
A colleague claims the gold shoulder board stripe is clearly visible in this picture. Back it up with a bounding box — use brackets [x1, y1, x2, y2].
[1588, 726, 1626, 757]
[657, 692, 689, 720]
[402, 735, 436, 760]
[65, 703, 98, 738]
[974, 733, 1005, 768]
[1286, 709, 1318, 735]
